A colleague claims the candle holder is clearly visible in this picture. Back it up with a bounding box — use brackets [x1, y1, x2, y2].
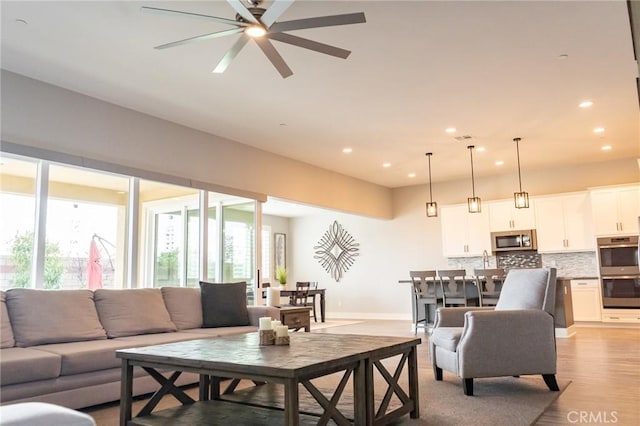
[275, 336, 290, 346]
[259, 329, 275, 346]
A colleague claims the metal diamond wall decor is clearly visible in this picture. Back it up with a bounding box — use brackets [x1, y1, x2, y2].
[313, 220, 360, 282]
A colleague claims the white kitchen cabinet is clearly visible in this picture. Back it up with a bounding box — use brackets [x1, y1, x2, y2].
[591, 185, 640, 236]
[570, 279, 602, 322]
[601, 309, 640, 323]
[441, 204, 491, 257]
[488, 199, 537, 231]
[535, 193, 594, 253]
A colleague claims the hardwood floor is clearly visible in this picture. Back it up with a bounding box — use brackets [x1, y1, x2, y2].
[313, 320, 640, 425]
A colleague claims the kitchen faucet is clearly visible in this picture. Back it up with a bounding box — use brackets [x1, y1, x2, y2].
[482, 249, 490, 268]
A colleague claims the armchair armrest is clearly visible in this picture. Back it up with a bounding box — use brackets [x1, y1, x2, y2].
[247, 306, 280, 326]
[435, 306, 494, 327]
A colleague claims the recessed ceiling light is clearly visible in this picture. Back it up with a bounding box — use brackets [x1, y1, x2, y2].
[558, 54, 569, 60]
[579, 101, 593, 108]
[445, 127, 456, 133]
[342, 147, 353, 154]
[593, 127, 605, 133]
[382, 162, 391, 168]
[601, 145, 612, 151]
[15, 19, 27, 25]
[476, 146, 486, 152]
[408, 173, 416, 178]
[495, 160, 504, 166]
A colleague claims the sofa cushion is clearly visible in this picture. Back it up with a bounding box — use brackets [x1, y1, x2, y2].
[200, 282, 250, 328]
[161, 287, 202, 330]
[94, 289, 177, 338]
[1, 291, 15, 348]
[6, 289, 107, 347]
[181, 325, 257, 337]
[35, 339, 141, 375]
[0, 347, 62, 386]
[114, 331, 211, 347]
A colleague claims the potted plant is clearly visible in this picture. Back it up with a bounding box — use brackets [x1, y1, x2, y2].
[275, 266, 288, 287]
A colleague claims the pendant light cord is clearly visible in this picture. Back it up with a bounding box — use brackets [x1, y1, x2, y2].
[515, 137, 523, 192]
[468, 145, 476, 197]
[426, 152, 433, 202]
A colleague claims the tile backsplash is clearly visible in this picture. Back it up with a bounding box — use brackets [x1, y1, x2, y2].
[448, 251, 598, 277]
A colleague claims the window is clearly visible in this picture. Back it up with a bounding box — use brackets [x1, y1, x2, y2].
[139, 180, 199, 288]
[261, 226, 271, 284]
[45, 164, 128, 289]
[0, 150, 262, 297]
[0, 155, 37, 290]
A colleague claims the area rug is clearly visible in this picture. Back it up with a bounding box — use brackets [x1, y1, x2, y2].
[85, 371, 569, 425]
[410, 374, 571, 425]
[310, 320, 364, 331]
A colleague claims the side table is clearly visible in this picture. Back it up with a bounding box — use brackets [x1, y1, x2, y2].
[278, 306, 312, 332]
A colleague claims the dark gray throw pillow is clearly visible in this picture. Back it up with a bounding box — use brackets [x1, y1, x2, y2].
[200, 281, 250, 328]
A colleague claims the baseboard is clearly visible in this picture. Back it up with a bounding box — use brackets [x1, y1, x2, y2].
[555, 325, 576, 338]
[326, 311, 411, 321]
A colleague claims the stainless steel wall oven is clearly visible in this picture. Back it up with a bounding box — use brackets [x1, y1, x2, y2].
[597, 235, 640, 309]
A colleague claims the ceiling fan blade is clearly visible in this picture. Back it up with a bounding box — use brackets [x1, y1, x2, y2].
[254, 38, 293, 78]
[155, 28, 245, 50]
[260, 0, 294, 28]
[267, 32, 351, 59]
[141, 6, 246, 27]
[226, 0, 259, 24]
[212, 35, 250, 74]
[270, 12, 366, 33]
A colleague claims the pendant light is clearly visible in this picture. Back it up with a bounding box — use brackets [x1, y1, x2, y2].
[467, 145, 481, 213]
[425, 152, 438, 217]
[513, 137, 529, 208]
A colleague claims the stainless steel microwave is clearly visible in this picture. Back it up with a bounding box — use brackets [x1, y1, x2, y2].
[491, 230, 537, 253]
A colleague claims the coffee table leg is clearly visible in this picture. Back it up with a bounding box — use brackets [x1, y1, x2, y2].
[353, 359, 367, 425]
[284, 378, 299, 426]
[119, 360, 133, 426]
[364, 357, 374, 426]
[408, 345, 420, 419]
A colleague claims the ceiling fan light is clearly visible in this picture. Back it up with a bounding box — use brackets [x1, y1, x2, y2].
[245, 25, 266, 37]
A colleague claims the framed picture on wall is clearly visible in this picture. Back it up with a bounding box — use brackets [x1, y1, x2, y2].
[274, 233, 286, 274]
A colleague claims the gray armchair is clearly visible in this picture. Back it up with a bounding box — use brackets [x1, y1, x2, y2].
[429, 268, 559, 396]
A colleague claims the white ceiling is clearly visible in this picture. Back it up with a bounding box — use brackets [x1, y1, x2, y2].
[1, 0, 638, 188]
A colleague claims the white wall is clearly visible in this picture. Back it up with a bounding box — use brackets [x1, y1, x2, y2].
[1, 71, 392, 219]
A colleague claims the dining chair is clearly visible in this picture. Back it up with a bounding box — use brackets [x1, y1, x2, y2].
[290, 281, 317, 322]
[436, 269, 479, 307]
[409, 270, 443, 335]
[473, 268, 506, 307]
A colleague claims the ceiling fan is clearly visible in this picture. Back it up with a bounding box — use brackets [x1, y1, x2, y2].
[142, 0, 366, 78]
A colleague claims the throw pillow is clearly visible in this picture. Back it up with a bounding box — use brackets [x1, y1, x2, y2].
[161, 287, 203, 330]
[94, 288, 177, 338]
[200, 281, 250, 328]
[6, 289, 107, 347]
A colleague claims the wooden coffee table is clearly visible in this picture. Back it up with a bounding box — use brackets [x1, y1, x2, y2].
[117, 333, 421, 425]
[279, 306, 312, 332]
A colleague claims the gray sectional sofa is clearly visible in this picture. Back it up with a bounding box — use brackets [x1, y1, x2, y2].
[0, 287, 278, 409]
